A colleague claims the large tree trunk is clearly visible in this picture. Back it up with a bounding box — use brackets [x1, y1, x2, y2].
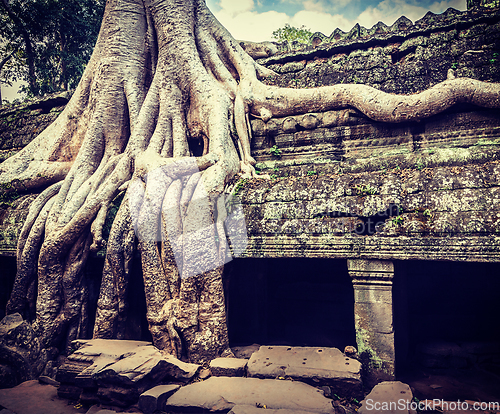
[1, 0, 500, 364]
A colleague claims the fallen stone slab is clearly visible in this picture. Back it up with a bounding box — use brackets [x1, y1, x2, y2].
[359, 381, 416, 414]
[232, 344, 261, 359]
[58, 339, 199, 406]
[247, 346, 362, 398]
[166, 376, 335, 413]
[210, 357, 248, 377]
[229, 405, 323, 414]
[38, 375, 60, 386]
[76, 339, 199, 382]
[139, 384, 181, 414]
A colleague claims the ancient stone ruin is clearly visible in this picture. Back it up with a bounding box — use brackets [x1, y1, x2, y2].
[1, 2, 500, 413]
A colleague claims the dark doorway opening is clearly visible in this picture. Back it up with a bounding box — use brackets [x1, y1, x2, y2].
[0, 256, 16, 321]
[394, 260, 500, 400]
[224, 258, 356, 350]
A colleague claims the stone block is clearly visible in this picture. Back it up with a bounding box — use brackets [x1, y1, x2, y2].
[232, 344, 261, 359]
[348, 259, 394, 274]
[210, 357, 248, 377]
[139, 384, 180, 414]
[359, 381, 416, 414]
[354, 301, 393, 333]
[247, 346, 362, 398]
[166, 377, 335, 413]
[229, 405, 322, 414]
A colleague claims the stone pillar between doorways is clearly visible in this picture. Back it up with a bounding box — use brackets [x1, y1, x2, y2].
[347, 259, 395, 388]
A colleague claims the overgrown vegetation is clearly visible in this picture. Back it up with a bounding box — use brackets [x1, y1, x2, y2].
[0, 0, 105, 100]
[272, 23, 313, 47]
[269, 145, 282, 158]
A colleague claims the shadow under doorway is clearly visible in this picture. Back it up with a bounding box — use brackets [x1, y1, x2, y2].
[224, 258, 357, 351]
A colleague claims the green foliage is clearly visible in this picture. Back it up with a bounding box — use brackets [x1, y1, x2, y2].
[272, 23, 312, 45]
[392, 215, 404, 226]
[233, 178, 247, 197]
[306, 170, 317, 176]
[0, 0, 105, 98]
[354, 184, 377, 196]
[269, 145, 282, 158]
[0, 182, 20, 208]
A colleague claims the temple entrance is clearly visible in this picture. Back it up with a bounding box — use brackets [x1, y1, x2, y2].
[224, 258, 357, 350]
[394, 260, 500, 400]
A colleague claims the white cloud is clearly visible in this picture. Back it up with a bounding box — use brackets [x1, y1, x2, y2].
[290, 10, 353, 33]
[303, 0, 325, 12]
[217, 0, 255, 16]
[356, 0, 467, 29]
[210, 0, 468, 42]
[428, 0, 467, 14]
[213, 9, 290, 42]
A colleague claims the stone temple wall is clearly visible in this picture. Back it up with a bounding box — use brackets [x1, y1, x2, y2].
[236, 5, 500, 264]
[0, 5, 500, 384]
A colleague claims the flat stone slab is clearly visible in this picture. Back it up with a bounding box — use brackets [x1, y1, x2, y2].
[166, 376, 335, 413]
[247, 346, 362, 397]
[71, 339, 199, 384]
[359, 381, 416, 414]
[210, 357, 248, 377]
[229, 406, 322, 414]
[139, 384, 180, 414]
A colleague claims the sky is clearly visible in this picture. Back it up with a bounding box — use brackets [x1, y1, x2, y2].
[2, 0, 467, 102]
[206, 0, 467, 42]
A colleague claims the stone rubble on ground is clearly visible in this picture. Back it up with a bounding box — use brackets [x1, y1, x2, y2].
[165, 376, 336, 413]
[247, 346, 363, 398]
[210, 357, 248, 377]
[56, 339, 199, 407]
[358, 381, 416, 414]
[228, 405, 326, 414]
[138, 384, 180, 414]
[232, 344, 261, 359]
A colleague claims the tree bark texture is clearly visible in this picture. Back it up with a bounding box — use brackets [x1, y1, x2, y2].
[1, 0, 500, 363]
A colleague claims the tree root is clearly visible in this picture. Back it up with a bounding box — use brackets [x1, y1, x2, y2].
[2, 0, 500, 365]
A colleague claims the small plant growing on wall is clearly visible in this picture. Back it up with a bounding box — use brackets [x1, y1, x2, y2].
[269, 145, 282, 158]
[354, 184, 377, 196]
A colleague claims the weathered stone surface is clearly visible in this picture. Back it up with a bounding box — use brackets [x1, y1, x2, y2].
[359, 381, 415, 414]
[85, 408, 121, 414]
[198, 367, 211, 379]
[38, 375, 60, 386]
[139, 384, 180, 414]
[210, 357, 248, 377]
[72, 339, 199, 385]
[229, 405, 322, 414]
[0, 380, 86, 414]
[166, 377, 335, 413]
[348, 259, 395, 387]
[58, 339, 199, 406]
[247, 346, 362, 398]
[232, 344, 261, 359]
[0, 313, 54, 387]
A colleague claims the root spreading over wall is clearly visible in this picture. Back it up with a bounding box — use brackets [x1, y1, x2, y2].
[1, 0, 499, 364]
